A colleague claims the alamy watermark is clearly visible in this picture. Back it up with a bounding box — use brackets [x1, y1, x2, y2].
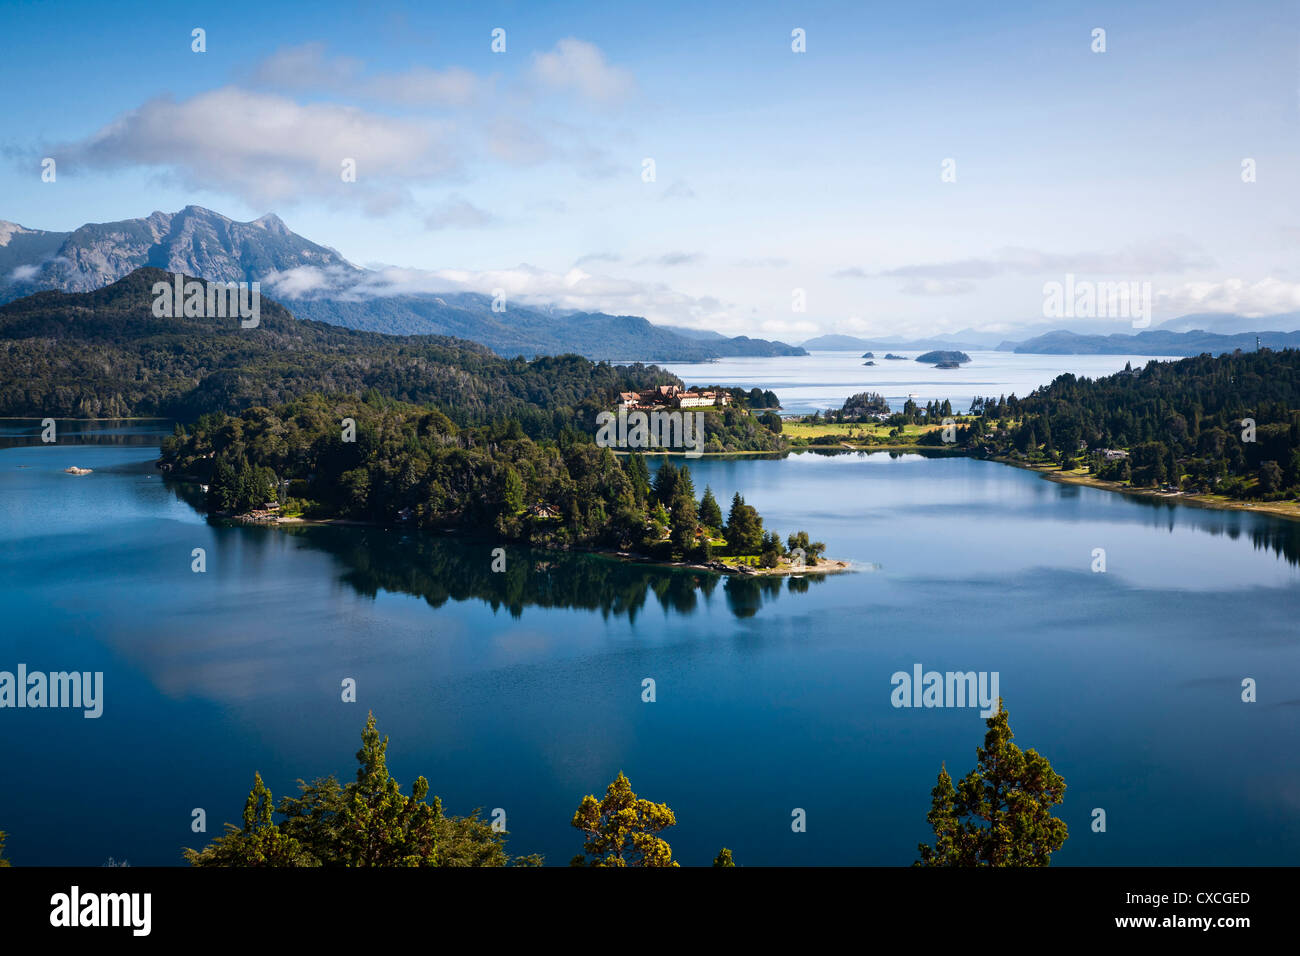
[152, 273, 260, 328]
[0, 664, 103, 718]
[1042, 273, 1150, 328]
[595, 408, 705, 458]
[891, 663, 999, 717]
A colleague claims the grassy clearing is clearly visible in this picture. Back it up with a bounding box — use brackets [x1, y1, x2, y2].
[782, 422, 943, 441]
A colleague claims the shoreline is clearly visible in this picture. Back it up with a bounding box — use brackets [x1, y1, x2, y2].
[228, 512, 854, 577]
[990, 456, 1300, 522]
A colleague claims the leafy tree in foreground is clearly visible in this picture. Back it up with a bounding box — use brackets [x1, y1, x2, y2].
[570, 772, 679, 867]
[915, 701, 1067, 867]
[185, 713, 539, 866]
[0, 830, 9, 866]
[713, 847, 736, 867]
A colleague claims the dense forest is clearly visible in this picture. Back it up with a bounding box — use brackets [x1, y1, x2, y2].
[0, 268, 784, 454]
[0, 268, 672, 431]
[159, 393, 820, 566]
[944, 349, 1300, 500]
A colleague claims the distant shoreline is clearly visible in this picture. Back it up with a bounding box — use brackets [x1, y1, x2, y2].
[990, 456, 1300, 523]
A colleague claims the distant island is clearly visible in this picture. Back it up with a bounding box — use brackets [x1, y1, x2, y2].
[884, 353, 908, 360]
[863, 360, 876, 366]
[861, 352, 875, 358]
[916, 350, 971, 365]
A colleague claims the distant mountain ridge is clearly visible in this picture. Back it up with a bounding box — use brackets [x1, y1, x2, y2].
[656, 324, 806, 356]
[0, 267, 679, 420]
[801, 334, 992, 351]
[1011, 329, 1300, 355]
[0, 206, 802, 362]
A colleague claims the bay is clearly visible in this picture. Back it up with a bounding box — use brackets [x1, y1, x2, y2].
[0, 422, 1298, 866]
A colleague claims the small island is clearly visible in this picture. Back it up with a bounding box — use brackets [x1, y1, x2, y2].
[884, 353, 908, 360]
[861, 352, 875, 359]
[862, 360, 876, 366]
[915, 350, 971, 365]
[63, 466, 93, 475]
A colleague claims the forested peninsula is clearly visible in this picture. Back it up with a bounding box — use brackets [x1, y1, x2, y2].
[159, 395, 835, 574]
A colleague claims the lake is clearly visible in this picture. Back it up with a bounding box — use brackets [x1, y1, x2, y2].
[658, 350, 1180, 415]
[1, 421, 1298, 866]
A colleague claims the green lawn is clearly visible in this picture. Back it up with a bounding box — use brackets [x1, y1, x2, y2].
[782, 421, 944, 441]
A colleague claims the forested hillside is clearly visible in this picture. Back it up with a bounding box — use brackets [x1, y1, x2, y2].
[958, 350, 1300, 500]
[0, 267, 678, 433]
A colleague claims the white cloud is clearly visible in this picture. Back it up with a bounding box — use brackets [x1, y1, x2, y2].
[1158, 278, 1300, 317]
[869, 239, 1214, 281]
[247, 42, 363, 90]
[59, 87, 459, 205]
[899, 278, 977, 296]
[263, 260, 735, 328]
[362, 66, 481, 107]
[249, 43, 480, 107]
[531, 38, 634, 104]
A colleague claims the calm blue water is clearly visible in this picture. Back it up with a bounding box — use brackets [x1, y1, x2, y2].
[659, 350, 1179, 415]
[1, 423, 1298, 866]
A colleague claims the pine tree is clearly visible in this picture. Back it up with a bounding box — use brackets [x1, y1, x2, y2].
[651, 460, 678, 507]
[725, 493, 763, 553]
[915, 702, 1067, 867]
[699, 486, 723, 529]
[675, 465, 696, 503]
[670, 492, 698, 554]
[185, 714, 531, 866]
[624, 453, 651, 503]
[570, 772, 678, 867]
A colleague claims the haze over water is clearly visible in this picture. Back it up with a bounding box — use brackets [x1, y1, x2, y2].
[659, 350, 1178, 415]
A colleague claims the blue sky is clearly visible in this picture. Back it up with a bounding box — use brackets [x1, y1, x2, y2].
[2, 0, 1299, 339]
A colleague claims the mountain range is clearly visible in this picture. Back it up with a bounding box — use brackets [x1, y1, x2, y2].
[1006, 329, 1300, 355]
[6, 206, 1295, 359]
[0, 206, 804, 362]
[802, 323, 1300, 356]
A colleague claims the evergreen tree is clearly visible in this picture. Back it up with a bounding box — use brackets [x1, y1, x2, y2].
[624, 453, 651, 503]
[724, 493, 764, 553]
[182, 772, 312, 866]
[670, 493, 699, 554]
[675, 465, 696, 503]
[651, 460, 679, 507]
[185, 714, 534, 867]
[916, 702, 1067, 867]
[699, 486, 723, 529]
[570, 772, 678, 867]
[499, 464, 525, 515]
